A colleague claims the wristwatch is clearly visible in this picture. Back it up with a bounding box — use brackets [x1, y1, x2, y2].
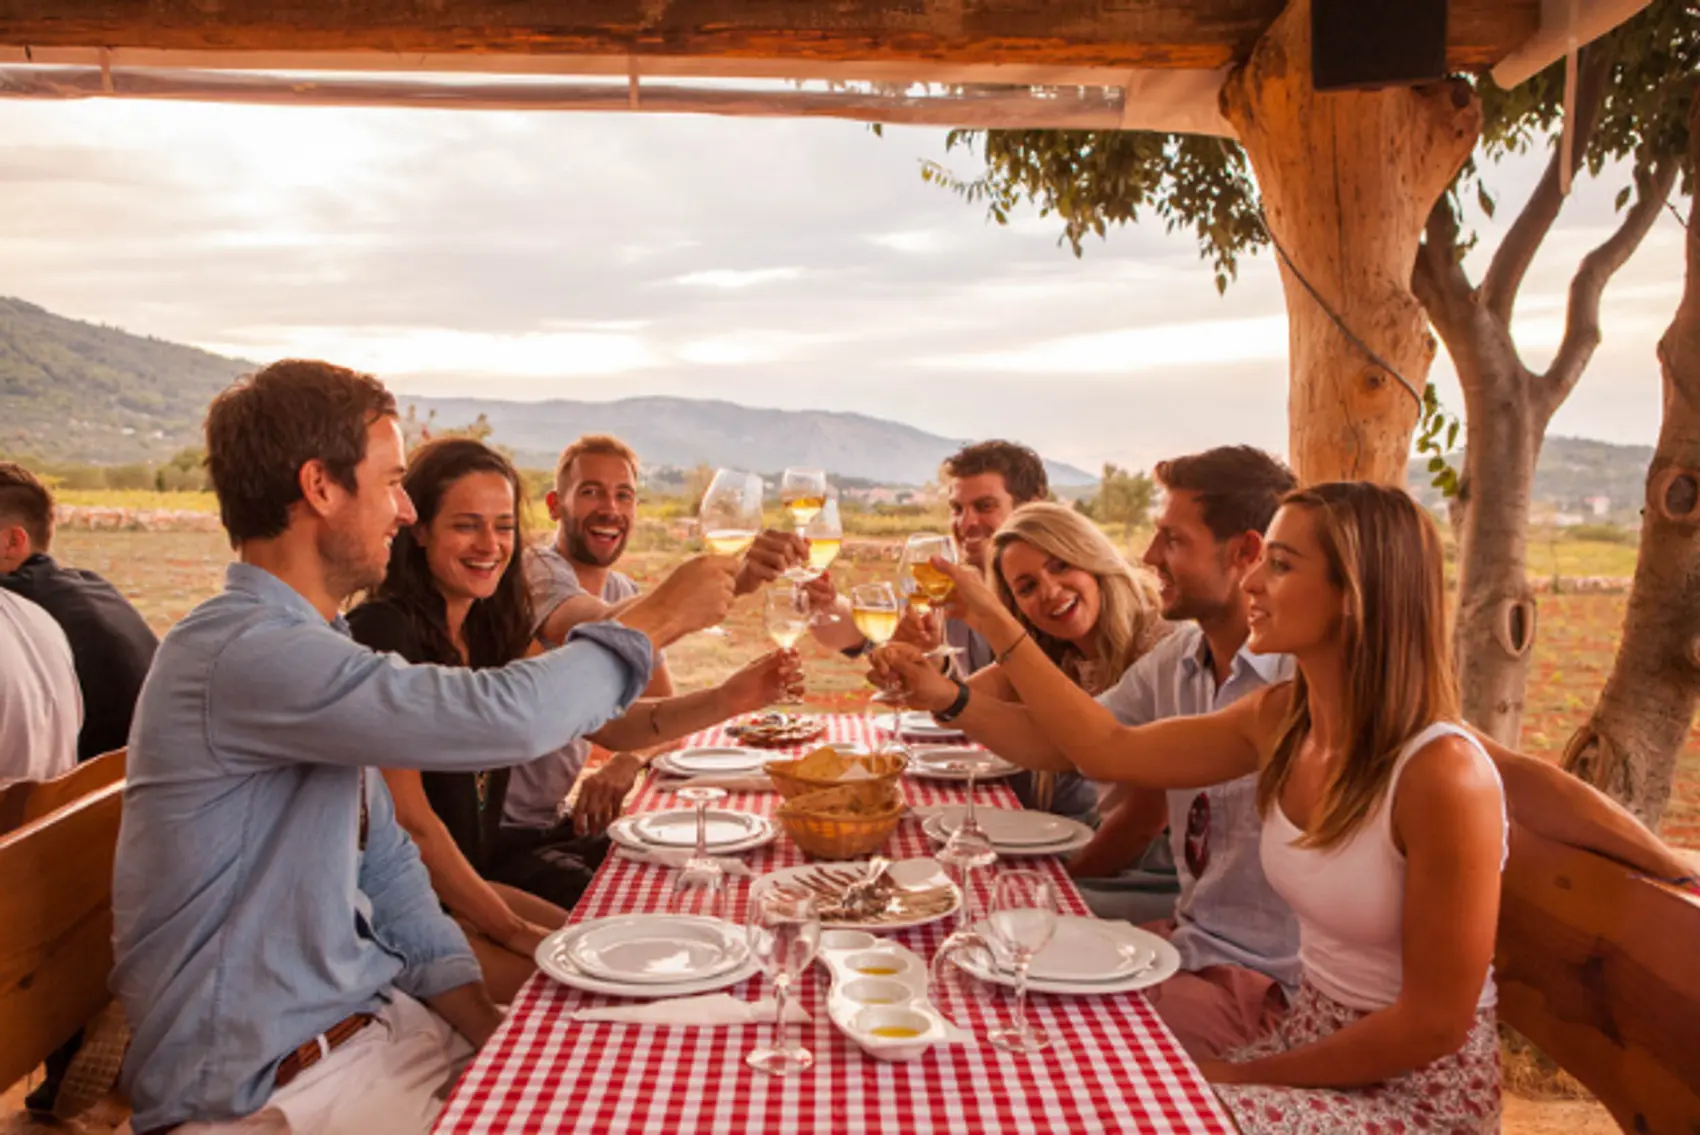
[933, 677, 971, 724]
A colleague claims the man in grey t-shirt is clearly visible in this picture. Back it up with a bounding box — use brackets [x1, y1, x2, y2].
[506, 435, 804, 834]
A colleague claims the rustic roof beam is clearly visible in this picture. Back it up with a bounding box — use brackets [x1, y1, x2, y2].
[0, 0, 1539, 72]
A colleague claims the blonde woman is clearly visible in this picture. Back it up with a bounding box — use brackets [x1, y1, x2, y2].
[944, 501, 1167, 820]
[881, 482, 1505, 1131]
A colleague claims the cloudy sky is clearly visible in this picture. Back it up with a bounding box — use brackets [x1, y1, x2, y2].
[2, 96, 1686, 472]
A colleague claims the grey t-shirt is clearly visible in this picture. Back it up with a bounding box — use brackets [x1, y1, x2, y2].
[503, 544, 644, 830]
[1096, 624, 1302, 988]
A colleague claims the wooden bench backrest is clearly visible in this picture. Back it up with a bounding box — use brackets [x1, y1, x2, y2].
[0, 747, 127, 835]
[1497, 822, 1700, 1134]
[0, 779, 124, 1092]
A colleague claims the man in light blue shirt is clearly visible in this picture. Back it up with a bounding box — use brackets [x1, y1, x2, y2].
[879, 446, 1302, 1059]
[113, 360, 736, 1135]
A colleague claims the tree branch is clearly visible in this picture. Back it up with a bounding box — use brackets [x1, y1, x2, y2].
[1479, 42, 1613, 325]
[1412, 196, 1477, 347]
[1540, 157, 1681, 418]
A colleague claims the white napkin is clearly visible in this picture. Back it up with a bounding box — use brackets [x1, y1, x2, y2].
[615, 847, 754, 877]
[572, 994, 810, 1026]
[664, 773, 774, 792]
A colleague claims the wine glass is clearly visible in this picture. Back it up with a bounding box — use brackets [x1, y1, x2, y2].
[745, 883, 822, 1076]
[802, 495, 844, 623]
[986, 870, 1059, 1053]
[780, 468, 828, 528]
[763, 584, 810, 706]
[928, 760, 1002, 1035]
[670, 785, 728, 919]
[939, 760, 998, 921]
[697, 468, 763, 636]
[850, 582, 906, 747]
[897, 533, 962, 662]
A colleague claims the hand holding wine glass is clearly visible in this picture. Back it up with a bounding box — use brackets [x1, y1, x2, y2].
[762, 584, 810, 705]
[697, 468, 763, 636]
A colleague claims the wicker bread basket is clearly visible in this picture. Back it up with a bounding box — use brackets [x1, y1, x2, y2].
[775, 783, 905, 860]
[764, 749, 907, 802]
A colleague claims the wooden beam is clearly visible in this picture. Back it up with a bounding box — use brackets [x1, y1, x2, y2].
[0, 1, 1538, 73]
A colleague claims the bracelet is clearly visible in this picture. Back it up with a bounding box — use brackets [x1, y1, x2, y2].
[995, 630, 1030, 666]
[933, 678, 971, 723]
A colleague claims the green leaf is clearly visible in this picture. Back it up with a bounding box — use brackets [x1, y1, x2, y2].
[1428, 455, 1446, 472]
[1446, 420, 1460, 450]
[1615, 184, 1632, 211]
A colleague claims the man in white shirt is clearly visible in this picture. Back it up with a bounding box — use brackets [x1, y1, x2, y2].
[0, 588, 83, 785]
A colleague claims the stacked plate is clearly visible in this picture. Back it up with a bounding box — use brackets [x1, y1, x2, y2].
[955, 916, 1180, 995]
[608, 807, 778, 855]
[650, 746, 769, 779]
[891, 711, 967, 741]
[905, 746, 1021, 782]
[536, 914, 759, 998]
[921, 805, 1094, 857]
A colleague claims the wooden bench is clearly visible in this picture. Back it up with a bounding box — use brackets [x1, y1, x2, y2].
[0, 748, 126, 836]
[0, 780, 125, 1096]
[1498, 821, 1700, 1134]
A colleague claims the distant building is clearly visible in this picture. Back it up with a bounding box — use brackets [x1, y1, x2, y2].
[1586, 495, 1611, 518]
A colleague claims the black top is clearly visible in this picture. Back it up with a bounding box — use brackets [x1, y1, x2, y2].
[345, 598, 508, 873]
[1, 552, 159, 761]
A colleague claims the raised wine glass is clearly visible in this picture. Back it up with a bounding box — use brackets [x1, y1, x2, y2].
[697, 468, 763, 636]
[850, 582, 906, 748]
[745, 883, 822, 1075]
[802, 495, 844, 623]
[897, 533, 962, 662]
[763, 583, 810, 706]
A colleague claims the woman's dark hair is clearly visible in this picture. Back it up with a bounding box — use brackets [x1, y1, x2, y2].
[371, 438, 535, 668]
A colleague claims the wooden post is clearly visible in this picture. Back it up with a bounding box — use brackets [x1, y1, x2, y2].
[1220, 0, 1480, 486]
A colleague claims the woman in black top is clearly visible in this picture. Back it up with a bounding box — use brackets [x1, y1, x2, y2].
[349, 439, 800, 1000]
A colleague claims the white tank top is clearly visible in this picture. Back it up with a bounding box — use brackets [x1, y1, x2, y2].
[1260, 721, 1507, 1012]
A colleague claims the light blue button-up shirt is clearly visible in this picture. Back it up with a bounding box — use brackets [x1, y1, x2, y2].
[1096, 623, 1302, 990]
[112, 563, 653, 1132]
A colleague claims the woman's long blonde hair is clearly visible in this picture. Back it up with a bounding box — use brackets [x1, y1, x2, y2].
[1255, 481, 1460, 849]
[990, 502, 1167, 692]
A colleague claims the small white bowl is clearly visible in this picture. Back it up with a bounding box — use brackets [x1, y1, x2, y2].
[842, 950, 919, 979]
[849, 1006, 937, 1061]
[839, 976, 919, 1007]
[819, 929, 878, 953]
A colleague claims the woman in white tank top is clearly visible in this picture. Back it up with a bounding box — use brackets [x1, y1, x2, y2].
[903, 481, 1508, 1134]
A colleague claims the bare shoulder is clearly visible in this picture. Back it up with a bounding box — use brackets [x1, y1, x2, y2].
[1394, 734, 1505, 841]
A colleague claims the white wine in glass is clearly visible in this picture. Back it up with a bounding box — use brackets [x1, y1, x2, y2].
[899, 533, 957, 613]
[697, 468, 763, 636]
[780, 467, 828, 528]
[802, 495, 843, 577]
[764, 585, 810, 706]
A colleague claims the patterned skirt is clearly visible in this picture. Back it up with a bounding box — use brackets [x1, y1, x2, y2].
[1211, 983, 1501, 1134]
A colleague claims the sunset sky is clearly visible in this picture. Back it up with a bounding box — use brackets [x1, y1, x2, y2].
[2, 97, 1685, 471]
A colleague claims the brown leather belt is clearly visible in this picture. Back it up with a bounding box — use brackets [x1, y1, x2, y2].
[274, 1012, 377, 1089]
[138, 1011, 378, 1133]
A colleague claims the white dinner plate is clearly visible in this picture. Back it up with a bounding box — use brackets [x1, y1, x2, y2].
[759, 858, 962, 932]
[608, 812, 777, 856]
[536, 920, 760, 1000]
[954, 920, 1180, 995]
[980, 915, 1152, 982]
[905, 746, 1021, 782]
[937, 806, 1076, 847]
[631, 809, 770, 848]
[565, 915, 748, 985]
[894, 711, 967, 739]
[921, 811, 1094, 858]
[655, 746, 770, 777]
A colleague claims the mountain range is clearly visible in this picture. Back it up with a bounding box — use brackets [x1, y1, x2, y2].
[0, 295, 1657, 504]
[0, 296, 1092, 485]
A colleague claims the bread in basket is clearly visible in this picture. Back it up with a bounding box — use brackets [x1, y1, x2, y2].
[775, 781, 904, 860]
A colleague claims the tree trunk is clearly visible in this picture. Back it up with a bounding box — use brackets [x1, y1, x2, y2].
[1219, 0, 1480, 486]
[1562, 93, 1700, 830]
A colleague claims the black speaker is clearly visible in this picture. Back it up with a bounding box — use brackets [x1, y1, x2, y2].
[1312, 0, 1448, 91]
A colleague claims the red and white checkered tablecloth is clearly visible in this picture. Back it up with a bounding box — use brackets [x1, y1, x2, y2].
[436, 715, 1233, 1134]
